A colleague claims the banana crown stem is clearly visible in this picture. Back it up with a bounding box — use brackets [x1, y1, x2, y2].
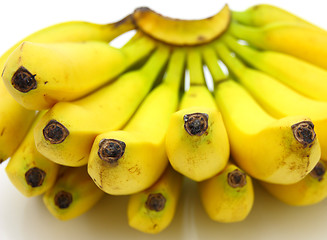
[215, 41, 246, 79]
[187, 48, 206, 86]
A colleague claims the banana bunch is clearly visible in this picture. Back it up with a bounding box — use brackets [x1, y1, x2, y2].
[1, 2, 327, 235]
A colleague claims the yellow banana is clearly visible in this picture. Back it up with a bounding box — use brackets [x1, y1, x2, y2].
[34, 45, 169, 167]
[232, 4, 319, 28]
[132, 4, 231, 46]
[127, 164, 183, 234]
[5, 111, 59, 197]
[165, 47, 229, 181]
[223, 35, 327, 102]
[2, 33, 155, 110]
[198, 162, 254, 222]
[213, 78, 320, 184]
[0, 15, 136, 161]
[216, 41, 327, 161]
[88, 47, 185, 195]
[228, 21, 327, 70]
[260, 160, 327, 206]
[43, 166, 104, 221]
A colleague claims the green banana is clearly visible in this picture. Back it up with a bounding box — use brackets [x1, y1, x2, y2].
[34, 45, 169, 167]
[88, 47, 185, 195]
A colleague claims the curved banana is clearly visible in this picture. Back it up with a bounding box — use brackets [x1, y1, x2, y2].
[34, 45, 169, 167]
[88, 48, 186, 195]
[198, 162, 254, 222]
[0, 15, 136, 160]
[5, 111, 59, 197]
[223, 35, 327, 102]
[216, 41, 327, 160]
[232, 4, 319, 28]
[43, 166, 104, 221]
[228, 21, 327, 70]
[260, 160, 327, 206]
[132, 4, 231, 46]
[213, 78, 320, 184]
[2, 33, 155, 110]
[127, 165, 183, 234]
[165, 47, 229, 181]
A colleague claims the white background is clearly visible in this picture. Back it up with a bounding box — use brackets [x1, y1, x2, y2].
[1, 0, 327, 239]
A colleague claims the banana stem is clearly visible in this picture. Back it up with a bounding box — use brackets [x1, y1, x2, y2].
[201, 45, 227, 83]
[105, 14, 136, 42]
[231, 10, 252, 26]
[139, 45, 170, 80]
[162, 47, 186, 92]
[228, 21, 261, 42]
[214, 42, 247, 79]
[187, 48, 206, 86]
[223, 34, 258, 63]
[121, 34, 157, 67]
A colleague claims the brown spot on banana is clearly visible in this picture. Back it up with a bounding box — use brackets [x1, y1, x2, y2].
[145, 193, 166, 212]
[43, 120, 69, 144]
[11, 66, 37, 93]
[54, 191, 73, 209]
[227, 169, 247, 188]
[183, 112, 209, 136]
[97, 139, 126, 166]
[25, 167, 46, 187]
[310, 161, 326, 181]
[291, 121, 316, 148]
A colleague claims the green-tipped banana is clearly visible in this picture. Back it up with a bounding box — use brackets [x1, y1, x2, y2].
[34, 45, 169, 167]
[260, 161, 327, 206]
[222, 34, 327, 102]
[232, 4, 320, 28]
[5, 111, 59, 197]
[216, 41, 327, 160]
[43, 166, 104, 221]
[2, 33, 155, 110]
[165, 47, 229, 181]
[198, 162, 254, 222]
[228, 21, 327, 70]
[127, 165, 183, 234]
[0, 16, 134, 162]
[213, 78, 320, 184]
[88, 48, 185, 195]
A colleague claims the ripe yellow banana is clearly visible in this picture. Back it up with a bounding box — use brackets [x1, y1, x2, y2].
[133, 4, 231, 46]
[260, 161, 327, 206]
[223, 35, 327, 102]
[0, 15, 135, 162]
[2, 33, 155, 110]
[165, 47, 229, 181]
[228, 21, 327, 70]
[88, 47, 185, 195]
[198, 162, 254, 222]
[34, 45, 169, 167]
[43, 166, 104, 221]
[5, 111, 59, 197]
[213, 78, 320, 184]
[232, 4, 319, 28]
[127, 164, 183, 234]
[216, 41, 327, 161]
